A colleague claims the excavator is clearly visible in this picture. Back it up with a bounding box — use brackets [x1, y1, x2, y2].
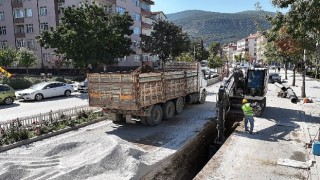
[215, 65, 269, 143]
[0, 67, 12, 78]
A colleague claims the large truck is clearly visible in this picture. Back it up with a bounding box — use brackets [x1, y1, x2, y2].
[88, 62, 208, 126]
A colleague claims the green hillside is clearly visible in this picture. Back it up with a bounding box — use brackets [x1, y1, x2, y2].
[166, 10, 274, 45]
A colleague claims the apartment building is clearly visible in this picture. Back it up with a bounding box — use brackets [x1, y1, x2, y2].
[256, 32, 267, 64]
[236, 33, 258, 63]
[0, 0, 155, 70]
[223, 43, 237, 62]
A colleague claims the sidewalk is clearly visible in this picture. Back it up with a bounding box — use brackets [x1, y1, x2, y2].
[195, 69, 320, 180]
[279, 70, 320, 179]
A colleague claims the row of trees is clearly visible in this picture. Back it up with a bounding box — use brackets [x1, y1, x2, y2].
[263, 0, 320, 98]
[36, 3, 224, 71]
[1, 3, 224, 76]
[0, 48, 37, 74]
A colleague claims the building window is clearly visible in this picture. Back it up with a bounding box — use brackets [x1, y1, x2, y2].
[132, 0, 139, 7]
[0, 12, 4, 21]
[25, 8, 32, 17]
[26, 24, 33, 33]
[27, 39, 35, 49]
[133, 27, 140, 35]
[15, 25, 24, 33]
[0, 26, 6, 35]
[134, 55, 140, 62]
[132, 12, 140, 21]
[116, 6, 126, 14]
[58, 3, 64, 13]
[141, 2, 150, 11]
[43, 53, 50, 61]
[39, 6, 47, 16]
[16, 39, 25, 48]
[14, 9, 24, 19]
[40, 22, 48, 31]
[104, 5, 112, 13]
[0, 40, 7, 49]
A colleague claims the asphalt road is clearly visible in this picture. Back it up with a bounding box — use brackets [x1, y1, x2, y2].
[0, 92, 89, 122]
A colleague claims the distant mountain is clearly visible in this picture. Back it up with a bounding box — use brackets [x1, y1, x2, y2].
[166, 10, 274, 45]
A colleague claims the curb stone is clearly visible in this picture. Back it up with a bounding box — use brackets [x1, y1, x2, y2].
[0, 116, 107, 153]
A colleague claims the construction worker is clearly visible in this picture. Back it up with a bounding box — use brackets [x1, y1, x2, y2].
[241, 98, 255, 134]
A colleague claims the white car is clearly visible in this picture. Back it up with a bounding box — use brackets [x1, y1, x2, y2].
[15, 81, 74, 101]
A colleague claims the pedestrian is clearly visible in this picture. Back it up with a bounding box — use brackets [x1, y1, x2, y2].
[278, 67, 280, 73]
[241, 99, 255, 134]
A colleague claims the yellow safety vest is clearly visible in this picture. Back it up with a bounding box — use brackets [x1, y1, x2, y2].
[242, 103, 254, 116]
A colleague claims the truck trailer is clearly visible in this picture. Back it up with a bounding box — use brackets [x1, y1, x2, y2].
[88, 62, 207, 126]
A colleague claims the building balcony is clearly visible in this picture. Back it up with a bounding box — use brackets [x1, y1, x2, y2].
[142, 21, 152, 29]
[15, 32, 25, 38]
[141, 9, 152, 16]
[12, 1, 23, 8]
[141, 0, 155, 5]
[13, 18, 24, 24]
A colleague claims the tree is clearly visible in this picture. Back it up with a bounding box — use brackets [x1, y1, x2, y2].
[37, 3, 134, 70]
[271, 0, 320, 97]
[208, 42, 221, 57]
[0, 48, 16, 68]
[176, 52, 194, 62]
[16, 48, 37, 74]
[141, 20, 190, 65]
[47, 54, 65, 75]
[234, 54, 242, 62]
[207, 42, 223, 69]
[207, 55, 223, 69]
[266, 25, 304, 84]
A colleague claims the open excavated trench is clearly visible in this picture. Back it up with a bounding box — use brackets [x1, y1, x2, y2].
[140, 116, 242, 180]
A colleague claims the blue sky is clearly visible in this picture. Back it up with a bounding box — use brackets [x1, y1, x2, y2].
[152, 0, 286, 14]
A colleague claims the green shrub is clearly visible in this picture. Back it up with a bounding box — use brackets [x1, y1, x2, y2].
[1, 78, 32, 89]
[72, 76, 86, 82]
[55, 77, 66, 83]
[33, 79, 42, 84]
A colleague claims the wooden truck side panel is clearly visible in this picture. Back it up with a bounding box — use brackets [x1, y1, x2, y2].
[88, 70, 199, 111]
[88, 73, 139, 110]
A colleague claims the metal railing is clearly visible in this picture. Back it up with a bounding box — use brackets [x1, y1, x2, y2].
[0, 105, 102, 133]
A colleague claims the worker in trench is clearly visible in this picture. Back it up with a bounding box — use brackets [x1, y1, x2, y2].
[241, 99, 255, 134]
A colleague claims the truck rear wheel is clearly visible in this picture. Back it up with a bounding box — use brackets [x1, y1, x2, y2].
[147, 105, 163, 126]
[140, 117, 148, 125]
[162, 101, 175, 120]
[199, 90, 207, 104]
[175, 97, 184, 114]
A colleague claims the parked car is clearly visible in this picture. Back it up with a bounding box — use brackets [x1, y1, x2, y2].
[15, 81, 74, 101]
[0, 84, 15, 105]
[268, 73, 281, 83]
[77, 78, 88, 93]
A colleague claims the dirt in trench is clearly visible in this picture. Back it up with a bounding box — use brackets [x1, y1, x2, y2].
[140, 115, 242, 180]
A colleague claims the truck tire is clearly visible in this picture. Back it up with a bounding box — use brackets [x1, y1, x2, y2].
[199, 90, 207, 104]
[162, 101, 175, 120]
[175, 97, 184, 114]
[140, 117, 148, 125]
[117, 114, 126, 122]
[146, 105, 163, 126]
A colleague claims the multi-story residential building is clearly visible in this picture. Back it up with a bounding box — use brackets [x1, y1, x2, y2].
[236, 37, 248, 57]
[0, 0, 155, 70]
[236, 33, 258, 64]
[223, 43, 237, 62]
[247, 33, 258, 62]
[256, 32, 267, 64]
